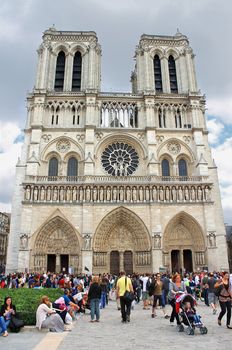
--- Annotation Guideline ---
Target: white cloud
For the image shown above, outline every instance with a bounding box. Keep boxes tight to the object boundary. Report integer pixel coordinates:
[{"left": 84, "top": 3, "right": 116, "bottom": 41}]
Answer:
[
  {"left": 206, "top": 118, "right": 224, "bottom": 145},
  {"left": 207, "top": 96, "right": 232, "bottom": 124},
  {"left": 0, "top": 122, "right": 22, "bottom": 209}
]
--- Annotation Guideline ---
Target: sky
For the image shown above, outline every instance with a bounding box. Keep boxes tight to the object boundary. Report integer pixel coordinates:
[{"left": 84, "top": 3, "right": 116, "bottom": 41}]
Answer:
[{"left": 0, "top": 0, "right": 232, "bottom": 223}]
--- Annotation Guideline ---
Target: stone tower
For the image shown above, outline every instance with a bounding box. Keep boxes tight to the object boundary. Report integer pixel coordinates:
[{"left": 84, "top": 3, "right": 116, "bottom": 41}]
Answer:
[{"left": 6, "top": 28, "right": 229, "bottom": 274}]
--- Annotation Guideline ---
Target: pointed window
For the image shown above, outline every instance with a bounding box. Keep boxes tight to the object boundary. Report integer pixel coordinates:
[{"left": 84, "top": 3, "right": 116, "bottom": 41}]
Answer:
[
  {"left": 161, "top": 159, "right": 170, "bottom": 177},
  {"left": 54, "top": 51, "right": 65, "bottom": 91},
  {"left": 154, "top": 55, "right": 163, "bottom": 92},
  {"left": 72, "top": 51, "right": 82, "bottom": 91},
  {"left": 178, "top": 159, "right": 188, "bottom": 177},
  {"left": 67, "top": 157, "right": 78, "bottom": 177},
  {"left": 48, "top": 157, "right": 58, "bottom": 177},
  {"left": 168, "top": 55, "right": 178, "bottom": 93}
]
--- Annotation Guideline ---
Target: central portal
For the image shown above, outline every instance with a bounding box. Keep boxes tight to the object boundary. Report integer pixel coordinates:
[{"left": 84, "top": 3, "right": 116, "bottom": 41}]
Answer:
[{"left": 92, "top": 207, "right": 152, "bottom": 274}]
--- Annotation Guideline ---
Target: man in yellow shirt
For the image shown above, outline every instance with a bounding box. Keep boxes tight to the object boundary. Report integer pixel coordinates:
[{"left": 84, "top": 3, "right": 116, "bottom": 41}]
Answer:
[{"left": 116, "top": 271, "right": 134, "bottom": 323}]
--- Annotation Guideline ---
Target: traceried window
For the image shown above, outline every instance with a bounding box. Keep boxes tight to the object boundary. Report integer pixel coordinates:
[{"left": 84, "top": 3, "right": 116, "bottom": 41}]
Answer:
[
  {"left": 54, "top": 51, "right": 65, "bottom": 91},
  {"left": 72, "top": 51, "right": 82, "bottom": 91},
  {"left": 67, "top": 157, "right": 78, "bottom": 176},
  {"left": 158, "top": 107, "right": 166, "bottom": 128},
  {"left": 175, "top": 108, "right": 182, "bottom": 128},
  {"left": 48, "top": 157, "right": 58, "bottom": 177},
  {"left": 101, "top": 142, "right": 139, "bottom": 176},
  {"left": 178, "top": 159, "right": 188, "bottom": 177},
  {"left": 154, "top": 55, "right": 163, "bottom": 92},
  {"left": 168, "top": 55, "right": 178, "bottom": 93},
  {"left": 161, "top": 159, "right": 170, "bottom": 177}
]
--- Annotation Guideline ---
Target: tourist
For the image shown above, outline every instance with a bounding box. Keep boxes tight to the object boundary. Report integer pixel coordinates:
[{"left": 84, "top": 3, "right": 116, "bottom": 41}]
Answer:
[
  {"left": 140, "top": 273, "right": 150, "bottom": 310},
  {"left": 215, "top": 272, "right": 232, "bottom": 329},
  {"left": 201, "top": 271, "right": 209, "bottom": 306},
  {"left": 168, "top": 273, "right": 186, "bottom": 325},
  {"left": 116, "top": 271, "right": 134, "bottom": 323},
  {"left": 208, "top": 272, "right": 218, "bottom": 314},
  {"left": 0, "top": 296, "right": 16, "bottom": 337},
  {"left": 36, "top": 295, "right": 64, "bottom": 332},
  {"left": 88, "top": 275, "right": 102, "bottom": 322},
  {"left": 151, "top": 273, "right": 169, "bottom": 319},
  {"left": 100, "top": 275, "right": 108, "bottom": 309}
]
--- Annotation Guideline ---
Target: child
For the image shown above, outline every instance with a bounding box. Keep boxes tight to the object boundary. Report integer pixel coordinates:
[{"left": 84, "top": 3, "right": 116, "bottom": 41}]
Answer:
[{"left": 183, "top": 301, "right": 201, "bottom": 324}]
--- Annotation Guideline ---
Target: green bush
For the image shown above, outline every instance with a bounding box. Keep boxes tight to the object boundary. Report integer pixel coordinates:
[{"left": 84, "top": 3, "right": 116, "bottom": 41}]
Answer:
[{"left": 0, "top": 288, "right": 63, "bottom": 325}]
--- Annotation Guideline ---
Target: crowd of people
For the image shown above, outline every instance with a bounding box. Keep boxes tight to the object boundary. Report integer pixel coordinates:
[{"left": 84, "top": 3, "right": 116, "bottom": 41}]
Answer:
[{"left": 0, "top": 270, "right": 232, "bottom": 336}]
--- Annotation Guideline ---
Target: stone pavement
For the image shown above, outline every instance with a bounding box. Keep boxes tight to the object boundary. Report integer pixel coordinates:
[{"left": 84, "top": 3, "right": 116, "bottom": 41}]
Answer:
[{"left": 1, "top": 301, "right": 231, "bottom": 350}]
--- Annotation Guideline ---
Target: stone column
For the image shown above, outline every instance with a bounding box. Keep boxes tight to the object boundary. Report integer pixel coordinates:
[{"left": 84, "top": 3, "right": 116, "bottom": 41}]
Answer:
[
  {"left": 160, "top": 56, "right": 170, "bottom": 93},
  {"left": 64, "top": 53, "right": 73, "bottom": 91},
  {"left": 56, "top": 254, "right": 60, "bottom": 273},
  {"left": 119, "top": 251, "right": 124, "bottom": 272}
]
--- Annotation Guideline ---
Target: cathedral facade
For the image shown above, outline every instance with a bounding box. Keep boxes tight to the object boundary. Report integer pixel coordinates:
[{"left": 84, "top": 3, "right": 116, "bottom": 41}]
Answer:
[{"left": 6, "top": 28, "right": 229, "bottom": 275}]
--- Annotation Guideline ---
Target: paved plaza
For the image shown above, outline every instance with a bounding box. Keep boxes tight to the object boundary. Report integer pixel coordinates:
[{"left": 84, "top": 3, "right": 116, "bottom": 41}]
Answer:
[{"left": 1, "top": 300, "right": 231, "bottom": 350}]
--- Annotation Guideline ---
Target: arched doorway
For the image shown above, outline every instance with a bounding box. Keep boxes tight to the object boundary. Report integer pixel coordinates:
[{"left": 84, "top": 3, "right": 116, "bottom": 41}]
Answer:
[
  {"left": 31, "top": 216, "right": 81, "bottom": 274},
  {"left": 163, "top": 212, "right": 206, "bottom": 273},
  {"left": 93, "top": 207, "right": 152, "bottom": 274}
]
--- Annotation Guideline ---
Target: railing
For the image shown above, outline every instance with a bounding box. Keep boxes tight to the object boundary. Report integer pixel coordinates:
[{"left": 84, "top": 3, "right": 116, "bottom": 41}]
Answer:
[{"left": 24, "top": 175, "right": 209, "bottom": 184}]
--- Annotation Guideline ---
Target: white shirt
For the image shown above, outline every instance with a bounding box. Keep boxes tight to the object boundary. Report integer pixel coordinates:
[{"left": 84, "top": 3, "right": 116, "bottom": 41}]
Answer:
[
  {"left": 140, "top": 276, "right": 149, "bottom": 292},
  {"left": 36, "top": 303, "right": 53, "bottom": 330}
]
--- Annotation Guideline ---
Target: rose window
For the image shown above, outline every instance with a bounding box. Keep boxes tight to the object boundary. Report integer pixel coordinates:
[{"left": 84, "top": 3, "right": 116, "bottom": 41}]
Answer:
[{"left": 101, "top": 142, "right": 139, "bottom": 176}]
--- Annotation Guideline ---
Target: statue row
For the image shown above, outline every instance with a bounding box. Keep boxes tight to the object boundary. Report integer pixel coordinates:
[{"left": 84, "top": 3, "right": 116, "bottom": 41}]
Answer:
[
  {"left": 93, "top": 253, "right": 107, "bottom": 267},
  {"left": 24, "top": 184, "right": 212, "bottom": 203},
  {"left": 135, "top": 252, "right": 152, "bottom": 266}
]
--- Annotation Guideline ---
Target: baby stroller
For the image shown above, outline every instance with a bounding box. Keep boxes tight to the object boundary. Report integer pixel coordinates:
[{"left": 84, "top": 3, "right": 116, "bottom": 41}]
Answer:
[{"left": 175, "top": 293, "right": 208, "bottom": 335}]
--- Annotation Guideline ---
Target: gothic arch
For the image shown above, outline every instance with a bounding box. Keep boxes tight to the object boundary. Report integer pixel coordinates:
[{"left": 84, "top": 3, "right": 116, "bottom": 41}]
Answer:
[
  {"left": 157, "top": 137, "right": 196, "bottom": 162},
  {"left": 163, "top": 211, "right": 205, "bottom": 252},
  {"left": 92, "top": 207, "right": 152, "bottom": 274},
  {"left": 41, "top": 136, "right": 85, "bottom": 161},
  {"left": 52, "top": 44, "right": 69, "bottom": 56},
  {"left": 30, "top": 212, "right": 82, "bottom": 273},
  {"left": 93, "top": 206, "right": 151, "bottom": 252},
  {"left": 94, "top": 132, "right": 147, "bottom": 160}
]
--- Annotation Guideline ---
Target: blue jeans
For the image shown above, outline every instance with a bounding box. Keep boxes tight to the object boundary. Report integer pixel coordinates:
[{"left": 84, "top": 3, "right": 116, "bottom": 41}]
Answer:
[
  {"left": 90, "top": 299, "right": 100, "bottom": 321},
  {"left": 0, "top": 316, "right": 10, "bottom": 333},
  {"left": 100, "top": 292, "right": 106, "bottom": 309}
]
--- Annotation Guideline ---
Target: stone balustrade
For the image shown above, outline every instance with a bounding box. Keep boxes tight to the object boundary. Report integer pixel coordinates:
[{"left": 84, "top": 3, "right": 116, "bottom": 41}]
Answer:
[{"left": 23, "top": 182, "right": 212, "bottom": 204}]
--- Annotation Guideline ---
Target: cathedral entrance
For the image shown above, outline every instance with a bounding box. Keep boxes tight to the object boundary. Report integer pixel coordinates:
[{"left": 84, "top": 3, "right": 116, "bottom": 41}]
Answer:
[
  {"left": 110, "top": 251, "right": 120, "bottom": 275},
  {"left": 31, "top": 215, "right": 81, "bottom": 274},
  {"left": 124, "top": 251, "right": 133, "bottom": 275},
  {"left": 47, "top": 254, "right": 56, "bottom": 272},
  {"left": 92, "top": 207, "right": 152, "bottom": 274},
  {"left": 163, "top": 212, "right": 206, "bottom": 273}
]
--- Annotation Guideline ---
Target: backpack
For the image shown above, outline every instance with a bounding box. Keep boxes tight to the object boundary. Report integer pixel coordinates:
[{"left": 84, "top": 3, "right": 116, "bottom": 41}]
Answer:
[
  {"left": 148, "top": 281, "right": 156, "bottom": 296},
  {"left": 214, "top": 284, "right": 223, "bottom": 297}
]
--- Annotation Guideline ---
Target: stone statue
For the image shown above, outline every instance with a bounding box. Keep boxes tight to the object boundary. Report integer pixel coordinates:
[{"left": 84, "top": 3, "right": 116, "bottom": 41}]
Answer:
[
  {"left": 204, "top": 186, "right": 211, "bottom": 201},
  {"left": 154, "top": 234, "right": 161, "bottom": 249},
  {"left": 197, "top": 186, "right": 202, "bottom": 201},
  {"left": 33, "top": 187, "right": 38, "bottom": 201},
  {"left": 66, "top": 187, "right": 71, "bottom": 201},
  {"left": 40, "top": 187, "right": 45, "bottom": 201},
  {"left": 106, "top": 187, "right": 111, "bottom": 201},
  {"left": 25, "top": 186, "right": 31, "bottom": 201},
  {"left": 72, "top": 187, "right": 77, "bottom": 201},
  {"left": 172, "top": 186, "right": 177, "bottom": 202},
  {"left": 132, "top": 187, "right": 137, "bottom": 201},
  {"left": 191, "top": 187, "right": 196, "bottom": 201},
  {"left": 178, "top": 186, "right": 183, "bottom": 201},
  {"left": 119, "top": 161, "right": 124, "bottom": 176},
  {"left": 165, "top": 187, "right": 170, "bottom": 201},
  {"left": 184, "top": 187, "right": 189, "bottom": 201},
  {"left": 119, "top": 187, "right": 124, "bottom": 201},
  {"left": 112, "top": 187, "right": 117, "bottom": 201},
  {"left": 208, "top": 233, "right": 216, "bottom": 247},
  {"left": 152, "top": 186, "right": 157, "bottom": 201},
  {"left": 53, "top": 187, "right": 58, "bottom": 201},
  {"left": 93, "top": 187, "right": 98, "bottom": 202},
  {"left": 47, "top": 187, "right": 51, "bottom": 201},
  {"left": 99, "top": 187, "right": 104, "bottom": 202},
  {"left": 145, "top": 187, "right": 150, "bottom": 201},
  {"left": 86, "top": 186, "right": 91, "bottom": 202},
  {"left": 79, "top": 186, "right": 84, "bottom": 202},
  {"left": 20, "top": 234, "right": 28, "bottom": 250},
  {"left": 60, "top": 187, "right": 64, "bottom": 201},
  {"left": 139, "top": 186, "right": 144, "bottom": 201},
  {"left": 84, "top": 234, "right": 91, "bottom": 250},
  {"left": 126, "top": 187, "right": 131, "bottom": 202},
  {"left": 159, "top": 187, "right": 164, "bottom": 201}
]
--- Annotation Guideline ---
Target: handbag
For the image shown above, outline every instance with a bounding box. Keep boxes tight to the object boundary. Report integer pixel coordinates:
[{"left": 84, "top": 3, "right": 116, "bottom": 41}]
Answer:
[
  {"left": 9, "top": 315, "right": 24, "bottom": 333},
  {"left": 214, "top": 284, "right": 223, "bottom": 297},
  {"left": 124, "top": 277, "right": 135, "bottom": 302}
]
